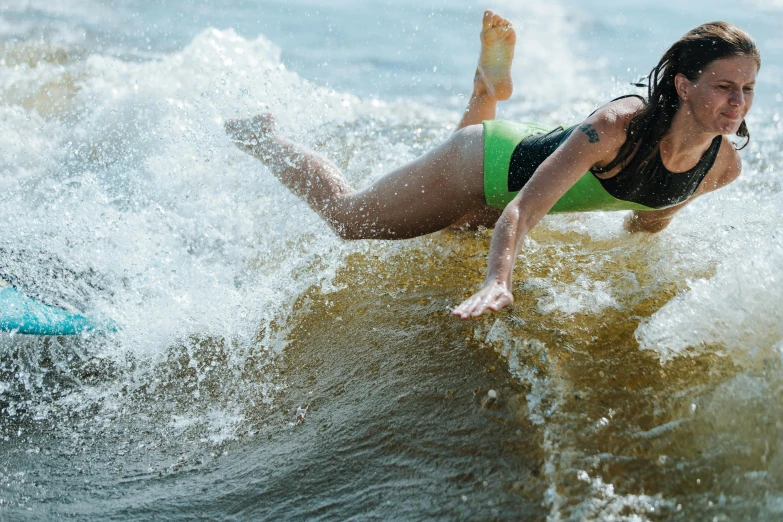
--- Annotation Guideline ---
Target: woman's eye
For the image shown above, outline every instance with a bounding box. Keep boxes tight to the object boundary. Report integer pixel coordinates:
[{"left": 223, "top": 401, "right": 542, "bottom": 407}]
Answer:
[
  {"left": 717, "top": 85, "right": 730, "bottom": 90},
  {"left": 743, "top": 86, "right": 755, "bottom": 93}
]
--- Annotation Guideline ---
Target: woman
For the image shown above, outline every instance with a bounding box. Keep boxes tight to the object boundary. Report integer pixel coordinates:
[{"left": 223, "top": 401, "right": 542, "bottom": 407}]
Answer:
[{"left": 225, "top": 11, "right": 760, "bottom": 319}]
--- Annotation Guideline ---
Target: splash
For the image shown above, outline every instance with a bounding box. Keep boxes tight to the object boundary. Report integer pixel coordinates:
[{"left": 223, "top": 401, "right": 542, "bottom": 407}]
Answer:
[
  {"left": 636, "top": 196, "right": 783, "bottom": 364},
  {"left": 0, "top": 23, "right": 458, "bottom": 449}
]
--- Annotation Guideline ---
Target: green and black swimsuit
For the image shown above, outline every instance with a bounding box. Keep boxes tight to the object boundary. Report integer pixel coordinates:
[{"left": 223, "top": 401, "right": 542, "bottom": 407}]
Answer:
[{"left": 482, "top": 100, "right": 722, "bottom": 213}]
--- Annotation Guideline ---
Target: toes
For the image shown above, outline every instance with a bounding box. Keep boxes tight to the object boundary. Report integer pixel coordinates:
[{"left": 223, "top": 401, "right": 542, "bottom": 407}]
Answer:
[
  {"left": 494, "top": 15, "right": 512, "bottom": 30},
  {"left": 224, "top": 119, "right": 242, "bottom": 137},
  {"left": 254, "top": 113, "right": 276, "bottom": 133},
  {"left": 482, "top": 11, "right": 513, "bottom": 34},
  {"left": 225, "top": 120, "right": 255, "bottom": 144},
  {"left": 482, "top": 10, "right": 494, "bottom": 30},
  {"left": 224, "top": 114, "right": 276, "bottom": 142},
  {"left": 253, "top": 113, "right": 271, "bottom": 124}
]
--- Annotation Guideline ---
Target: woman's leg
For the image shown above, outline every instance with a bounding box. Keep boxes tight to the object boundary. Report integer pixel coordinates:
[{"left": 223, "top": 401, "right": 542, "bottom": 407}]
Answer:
[
  {"left": 449, "top": 10, "right": 516, "bottom": 228},
  {"left": 225, "top": 115, "right": 486, "bottom": 240},
  {"left": 224, "top": 10, "right": 517, "bottom": 238}
]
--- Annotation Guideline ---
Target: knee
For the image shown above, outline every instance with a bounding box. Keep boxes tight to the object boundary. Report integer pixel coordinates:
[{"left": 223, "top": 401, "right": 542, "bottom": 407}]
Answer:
[
  {"left": 321, "top": 196, "right": 364, "bottom": 240},
  {"left": 324, "top": 194, "right": 388, "bottom": 240},
  {"left": 330, "top": 216, "right": 391, "bottom": 241},
  {"left": 321, "top": 201, "right": 365, "bottom": 240},
  {"left": 332, "top": 221, "right": 386, "bottom": 241}
]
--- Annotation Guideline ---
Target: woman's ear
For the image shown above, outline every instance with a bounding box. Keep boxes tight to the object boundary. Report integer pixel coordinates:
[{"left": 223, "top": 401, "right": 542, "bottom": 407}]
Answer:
[{"left": 674, "top": 73, "right": 691, "bottom": 101}]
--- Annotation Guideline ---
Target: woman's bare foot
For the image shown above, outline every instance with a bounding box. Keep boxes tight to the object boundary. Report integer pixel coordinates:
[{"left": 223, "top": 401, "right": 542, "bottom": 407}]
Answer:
[
  {"left": 474, "top": 10, "right": 516, "bottom": 101},
  {"left": 225, "top": 113, "right": 277, "bottom": 156}
]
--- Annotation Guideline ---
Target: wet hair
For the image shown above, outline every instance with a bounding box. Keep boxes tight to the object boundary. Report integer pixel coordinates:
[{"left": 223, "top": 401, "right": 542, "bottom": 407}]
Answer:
[{"left": 609, "top": 21, "right": 760, "bottom": 171}]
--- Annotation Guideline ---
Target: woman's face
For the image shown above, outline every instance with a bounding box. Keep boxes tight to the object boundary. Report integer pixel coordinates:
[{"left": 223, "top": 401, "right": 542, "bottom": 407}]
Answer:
[{"left": 677, "top": 55, "right": 758, "bottom": 135}]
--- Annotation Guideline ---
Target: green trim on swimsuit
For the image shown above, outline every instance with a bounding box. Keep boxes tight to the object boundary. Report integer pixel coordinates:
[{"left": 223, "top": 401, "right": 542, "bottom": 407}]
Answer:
[
  {"left": 483, "top": 120, "right": 549, "bottom": 209},
  {"left": 482, "top": 120, "right": 654, "bottom": 213}
]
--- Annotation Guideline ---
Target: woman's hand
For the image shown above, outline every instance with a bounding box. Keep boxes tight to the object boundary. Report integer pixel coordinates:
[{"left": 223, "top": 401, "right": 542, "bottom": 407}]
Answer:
[{"left": 452, "top": 279, "right": 513, "bottom": 319}]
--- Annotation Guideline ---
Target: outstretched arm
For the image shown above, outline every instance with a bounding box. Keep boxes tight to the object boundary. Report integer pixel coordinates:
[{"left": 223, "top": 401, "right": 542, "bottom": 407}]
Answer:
[{"left": 452, "top": 112, "right": 627, "bottom": 319}]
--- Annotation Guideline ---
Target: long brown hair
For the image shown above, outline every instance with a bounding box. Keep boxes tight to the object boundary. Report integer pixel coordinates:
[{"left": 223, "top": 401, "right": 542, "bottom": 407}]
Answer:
[{"left": 609, "top": 22, "right": 760, "bottom": 171}]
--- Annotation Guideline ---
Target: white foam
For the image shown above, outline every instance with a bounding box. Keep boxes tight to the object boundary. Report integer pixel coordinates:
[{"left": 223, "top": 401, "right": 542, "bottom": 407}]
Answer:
[
  {"left": 527, "top": 274, "right": 620, "bottom": 316},
  {"left": 636, "top": 195, "right": 783, "bottom": 363},
  {"left": 169, "top": 408, "right": 246, "bottom": 446},
  {"left": 567, "top": 469, "right": 674, "bottom": 521},
  {"left": 0, "top": 24, "right": 458, "bottom": 440}
]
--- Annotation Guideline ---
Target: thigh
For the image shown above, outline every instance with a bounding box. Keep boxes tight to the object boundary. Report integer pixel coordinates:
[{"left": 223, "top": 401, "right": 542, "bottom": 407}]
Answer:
[{"left": 344, "top": 125, "right": 487, "bottom": 239}]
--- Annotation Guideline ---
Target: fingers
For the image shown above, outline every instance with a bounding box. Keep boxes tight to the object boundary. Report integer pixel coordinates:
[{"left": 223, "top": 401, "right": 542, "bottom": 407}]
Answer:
[
  {"left": 451, "top": 288, "right": 513, "bottom": 319},
  {"left": 451, "top": 295, "right": 481, "bottom": 319},
  {"left": 456, "top": 295, "right": 496, "bottom": 318}
]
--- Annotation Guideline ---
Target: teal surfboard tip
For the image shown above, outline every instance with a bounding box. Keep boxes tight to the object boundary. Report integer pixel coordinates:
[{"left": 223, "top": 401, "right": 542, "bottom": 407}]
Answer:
[{"left": 0, "top": 286, "right": 117, "bottom": 336}]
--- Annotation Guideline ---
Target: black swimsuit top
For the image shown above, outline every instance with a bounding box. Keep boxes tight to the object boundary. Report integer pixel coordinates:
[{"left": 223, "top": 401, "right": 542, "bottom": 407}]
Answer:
[{"left": 508, "top": 96, "right": 723, "bottom": 210}]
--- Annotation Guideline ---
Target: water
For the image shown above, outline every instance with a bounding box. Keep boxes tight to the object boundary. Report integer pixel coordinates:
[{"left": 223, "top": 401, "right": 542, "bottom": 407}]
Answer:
[{"left": 0, "top": 0, "right": 781, "bottom": 520}]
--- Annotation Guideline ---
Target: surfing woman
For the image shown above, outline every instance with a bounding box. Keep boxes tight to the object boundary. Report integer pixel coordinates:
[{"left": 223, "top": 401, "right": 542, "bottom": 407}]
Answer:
[{"left": 225, "top": 11, "right": 759, "bottom": 319}]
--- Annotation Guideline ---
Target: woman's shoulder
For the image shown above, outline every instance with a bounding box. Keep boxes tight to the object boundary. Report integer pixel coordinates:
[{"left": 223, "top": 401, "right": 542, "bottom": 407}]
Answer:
[
  {"left": 579, "top": 96, "right": 645, "bottom": 147},
  {"left": 697, "top": 136, "right": 743, "bottom": 194},
  {"left": 595, "top": 95, "right": 645, "bottom": 127},
  {"left": 716, "top": 136, "right": 743, "bottom": 184}
]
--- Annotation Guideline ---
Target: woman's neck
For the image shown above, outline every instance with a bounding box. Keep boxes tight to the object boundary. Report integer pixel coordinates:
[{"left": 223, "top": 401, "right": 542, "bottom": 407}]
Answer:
[{"left": 658, "top": 107, "right": 719, "bottom": 172}]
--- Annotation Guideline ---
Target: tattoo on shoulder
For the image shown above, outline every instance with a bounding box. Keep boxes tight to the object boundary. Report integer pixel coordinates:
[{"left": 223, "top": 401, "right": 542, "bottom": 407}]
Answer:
[{"left": 578, "top": 123, "right": 600, "bottom": 144}]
